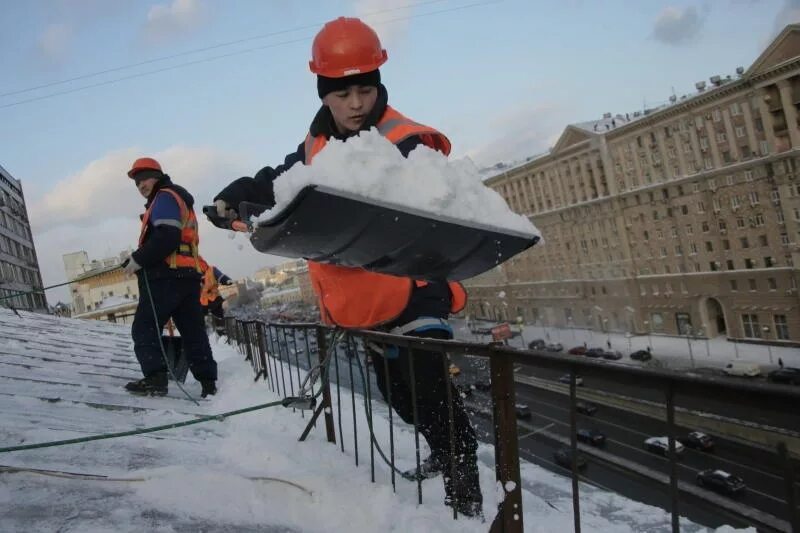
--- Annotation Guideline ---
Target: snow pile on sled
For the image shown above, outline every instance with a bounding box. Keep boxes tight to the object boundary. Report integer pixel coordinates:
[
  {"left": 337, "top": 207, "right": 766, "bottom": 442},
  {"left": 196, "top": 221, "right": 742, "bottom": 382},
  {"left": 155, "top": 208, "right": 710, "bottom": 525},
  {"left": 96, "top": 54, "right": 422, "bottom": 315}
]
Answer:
[{"left": 257, "top": 128, "right": 539, "bottom": 237}]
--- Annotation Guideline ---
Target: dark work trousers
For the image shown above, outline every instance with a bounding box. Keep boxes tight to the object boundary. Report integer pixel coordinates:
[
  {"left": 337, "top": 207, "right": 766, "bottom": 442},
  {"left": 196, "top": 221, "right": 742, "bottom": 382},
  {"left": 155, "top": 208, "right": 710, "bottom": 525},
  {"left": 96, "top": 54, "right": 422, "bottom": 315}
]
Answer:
[
  {"left": 371, "top": 329, "right": 478, "bottom": 463},
  {"left": 132, "top": 275, "right": 217, "bottom": 382}
]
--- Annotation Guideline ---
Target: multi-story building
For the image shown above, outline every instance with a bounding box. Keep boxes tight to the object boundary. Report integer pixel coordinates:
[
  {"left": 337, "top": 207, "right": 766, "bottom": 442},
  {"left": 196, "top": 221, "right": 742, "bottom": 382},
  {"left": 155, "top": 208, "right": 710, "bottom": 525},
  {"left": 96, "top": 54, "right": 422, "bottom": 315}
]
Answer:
[
  {"left": 468, "top": 25, "right": 800, "bottom": 345},
  {"left": 253, "top": 258, "right": 316, "bottom": 306},
  {"left": 0, "top": 164, "right": 47, "bottom": 311},
  {"left": 63, "top": 250, "right": 138, "bottom": 323}
]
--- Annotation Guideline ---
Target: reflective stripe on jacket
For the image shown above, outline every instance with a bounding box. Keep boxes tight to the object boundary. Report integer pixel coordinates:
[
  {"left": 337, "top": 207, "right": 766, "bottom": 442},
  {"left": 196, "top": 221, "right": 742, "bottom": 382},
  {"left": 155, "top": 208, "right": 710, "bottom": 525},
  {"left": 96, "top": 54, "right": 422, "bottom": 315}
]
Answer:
[
  {"left": 139, "top": 188, "right": 201, "bottom": 271},
  {"left": 304, "top": 105, "right": 465, "bottom": 328}
]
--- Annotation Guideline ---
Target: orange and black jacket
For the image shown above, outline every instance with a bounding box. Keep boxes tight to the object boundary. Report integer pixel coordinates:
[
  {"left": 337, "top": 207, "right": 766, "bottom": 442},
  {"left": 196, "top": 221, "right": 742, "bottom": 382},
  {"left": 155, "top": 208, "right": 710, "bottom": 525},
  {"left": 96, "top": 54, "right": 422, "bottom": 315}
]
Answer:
[
  {"left": 133, "top": 178, "right": 202, "bottom": 279},
  {"left": 214, "top": 84, "right": 465, "bottom": 327}
]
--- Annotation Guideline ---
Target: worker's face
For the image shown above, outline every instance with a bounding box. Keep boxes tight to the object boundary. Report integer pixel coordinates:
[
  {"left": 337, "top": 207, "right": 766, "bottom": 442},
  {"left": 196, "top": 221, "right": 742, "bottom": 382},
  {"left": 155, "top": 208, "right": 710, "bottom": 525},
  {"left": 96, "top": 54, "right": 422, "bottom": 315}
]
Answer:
[
  {"left": 135, "top": 177, "right": 159, "bottom": 198},
  {"left": 323, "top": 84, "right": 378, "bottom": 134}
]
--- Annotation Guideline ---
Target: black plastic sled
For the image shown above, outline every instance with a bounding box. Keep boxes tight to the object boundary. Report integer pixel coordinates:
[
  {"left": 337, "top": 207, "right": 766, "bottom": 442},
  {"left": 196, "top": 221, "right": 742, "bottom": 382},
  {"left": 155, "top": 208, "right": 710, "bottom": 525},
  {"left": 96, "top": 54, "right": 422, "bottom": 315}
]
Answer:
[{"left": 236, "top": 185, "right": 539, "bottom": 281}]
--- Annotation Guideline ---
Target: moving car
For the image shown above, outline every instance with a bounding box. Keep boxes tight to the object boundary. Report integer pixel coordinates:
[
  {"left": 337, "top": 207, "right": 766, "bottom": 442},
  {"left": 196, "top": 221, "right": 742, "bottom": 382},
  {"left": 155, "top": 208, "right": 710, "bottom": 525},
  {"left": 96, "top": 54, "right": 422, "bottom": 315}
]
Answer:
[
  {"left": 554, "top": 447, "right": 588, "bottom": 470},
  {"left": 528, "top": 339, "right": 547, "bottom": 350},
  {"left": 576, "top": 401, "right": 598, "bottom": 415},
  {"left": 723, "top": 362, "right": 762, "bottom": 377},
  {"left": 696, "top": 469, "right": 746, "bottom": 496},
  {"left": 545, "top": 343, "right": 564, "bottom": 352},
  {"left": 630, "top": 349, "right": 652, "bottom": 361},
  {"left": 559, "top": 374, "right": 584, "bottom": 386},
  {"left": 577, "top": 428, "right": 606, "bottom": 446},
  {"left": 515, "top": 403, "right": 532, "bottom": 420},
  {"left": 473, "top": 379, "right": 491, "bottom": 392},
  {"left": 568, "top": 346, "right": 587, "bottom": 355},
  {"left": 681, "top": 431, "right": 715, "bottom": 452},
  {"left": 584, "top": 348, "right": 604, "bottom": 358},
  {"left": 602, "top": 350, "right": 623, "bottom": 360},
  {"left": 644, "top": 436, "right": 685, "bottom": 456},
  {"left": 767, "top": 367, "right": 800, "bottom": 385}
]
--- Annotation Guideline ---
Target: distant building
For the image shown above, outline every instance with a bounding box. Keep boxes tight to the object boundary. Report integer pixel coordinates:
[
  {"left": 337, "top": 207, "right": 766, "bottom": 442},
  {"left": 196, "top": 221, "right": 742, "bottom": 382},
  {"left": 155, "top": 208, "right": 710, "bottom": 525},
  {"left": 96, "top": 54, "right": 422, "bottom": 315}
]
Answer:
[
  {"left": 63, "top": 250, "right": 138, "bottom": 324},
  {"left": 0, "top": 164, "right": 47, "bottom": 311},
  {"left": 468, "top": 25, "right": 800, "bottom": 345},
  {"left": 253, "top": 258, "right": 315, "bottom": 306}
]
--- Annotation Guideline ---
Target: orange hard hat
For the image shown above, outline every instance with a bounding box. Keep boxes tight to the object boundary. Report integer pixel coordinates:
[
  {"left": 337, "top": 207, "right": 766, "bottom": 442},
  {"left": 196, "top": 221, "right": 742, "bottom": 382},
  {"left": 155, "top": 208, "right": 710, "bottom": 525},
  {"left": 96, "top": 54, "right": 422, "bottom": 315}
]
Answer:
[
  {"left": 128, "top": 157, "right": 162, "bottom": 178},
  {"left": 309, "top": 17, "right": 387, "bottom": 78}
]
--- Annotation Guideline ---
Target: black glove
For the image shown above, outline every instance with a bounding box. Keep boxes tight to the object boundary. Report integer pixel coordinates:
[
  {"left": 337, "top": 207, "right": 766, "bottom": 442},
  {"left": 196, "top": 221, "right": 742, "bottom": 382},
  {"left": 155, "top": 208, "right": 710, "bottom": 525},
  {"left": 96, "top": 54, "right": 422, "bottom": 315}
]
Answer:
[
  {"left": 219, "top": 275, "right": 233, "bottom": 285},
  {"left": 213, "top": 177, "right": 262, "bottom": 214}
]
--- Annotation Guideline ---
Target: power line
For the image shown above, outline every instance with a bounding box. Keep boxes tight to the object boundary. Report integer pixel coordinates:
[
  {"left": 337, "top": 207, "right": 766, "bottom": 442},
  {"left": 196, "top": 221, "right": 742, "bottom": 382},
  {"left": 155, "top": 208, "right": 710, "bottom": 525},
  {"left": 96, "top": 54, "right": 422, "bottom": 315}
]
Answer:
[
  {"left": 0, "top": 0, "right": 501, "bottom": 110},
  {"left": 0, "top": 0, "right": 451, "bottom": 99}
]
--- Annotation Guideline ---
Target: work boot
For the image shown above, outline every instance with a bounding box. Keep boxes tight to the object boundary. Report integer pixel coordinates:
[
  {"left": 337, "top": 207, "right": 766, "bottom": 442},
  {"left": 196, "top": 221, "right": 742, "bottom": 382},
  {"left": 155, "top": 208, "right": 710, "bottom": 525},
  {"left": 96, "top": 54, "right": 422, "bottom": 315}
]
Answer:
[
  {"left": 125, "top": 372, "right": 168, "bottom": 396},
  {"left": 404, "top": 452, "right": 446, "bottom": 481},
  {"left": 443, "top": 454, "right": 483, "bottom": 519},
  {"left": 201, "top": 380, "right": 217, "bottom": 398}
]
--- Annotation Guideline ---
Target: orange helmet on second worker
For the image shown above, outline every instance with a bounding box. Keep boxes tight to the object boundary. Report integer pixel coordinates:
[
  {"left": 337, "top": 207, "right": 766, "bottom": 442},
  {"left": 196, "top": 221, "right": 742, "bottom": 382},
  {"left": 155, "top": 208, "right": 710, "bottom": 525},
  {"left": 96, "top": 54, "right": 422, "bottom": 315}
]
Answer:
[
  {"left": 128, "top": 157, "right": 162, "bottom": 179},
  {"left": 309, "top": 17, "right": 387, "bottom": 78}
]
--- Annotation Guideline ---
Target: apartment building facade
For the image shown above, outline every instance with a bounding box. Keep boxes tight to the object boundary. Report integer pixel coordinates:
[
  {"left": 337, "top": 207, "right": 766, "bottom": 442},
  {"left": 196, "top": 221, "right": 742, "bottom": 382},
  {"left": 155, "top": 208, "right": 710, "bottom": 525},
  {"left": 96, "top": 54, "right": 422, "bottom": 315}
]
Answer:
[
  {"left": 468, "top": 25, "right": 800, "bottom": 345},
  {"left": 63, "top": 250, "right": 138, "bottom": 323},
  {"left": 0, "top": 164, "right": 47, "bottom": 311}
]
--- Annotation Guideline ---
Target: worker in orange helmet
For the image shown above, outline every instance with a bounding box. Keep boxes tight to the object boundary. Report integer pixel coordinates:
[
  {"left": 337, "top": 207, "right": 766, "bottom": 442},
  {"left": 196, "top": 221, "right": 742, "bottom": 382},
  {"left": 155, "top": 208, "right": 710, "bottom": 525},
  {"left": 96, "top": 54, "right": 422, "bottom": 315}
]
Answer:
[
  {"left": 212, "top": 17, "right": 481, "bottom": 518},
  {"left": 124, "top": 157, "right": 218, "bottom": 398}
]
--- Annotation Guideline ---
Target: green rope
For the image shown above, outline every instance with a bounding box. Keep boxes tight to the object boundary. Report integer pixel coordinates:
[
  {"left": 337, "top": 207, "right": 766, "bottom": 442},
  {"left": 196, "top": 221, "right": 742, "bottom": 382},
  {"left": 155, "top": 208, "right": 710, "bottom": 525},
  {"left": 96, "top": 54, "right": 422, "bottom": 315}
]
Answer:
[
  {"left": 0, "top": 399, "right": 284, "bottom": 454},
  {"left": 0, "top": 269, "right": 121, "bottom": 302}
]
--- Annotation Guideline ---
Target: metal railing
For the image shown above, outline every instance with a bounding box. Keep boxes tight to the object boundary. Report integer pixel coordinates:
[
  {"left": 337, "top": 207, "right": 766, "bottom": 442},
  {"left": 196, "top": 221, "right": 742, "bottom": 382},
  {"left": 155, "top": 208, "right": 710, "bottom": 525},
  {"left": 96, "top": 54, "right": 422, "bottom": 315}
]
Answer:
[{"left": 222, "top": 317, "right": 800, "bottom": 533}]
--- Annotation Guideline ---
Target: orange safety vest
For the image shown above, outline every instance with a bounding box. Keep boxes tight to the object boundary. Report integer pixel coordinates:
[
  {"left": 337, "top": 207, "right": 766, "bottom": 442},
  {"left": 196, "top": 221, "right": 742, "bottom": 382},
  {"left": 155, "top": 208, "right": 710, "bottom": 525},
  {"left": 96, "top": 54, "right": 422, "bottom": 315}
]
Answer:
[
  {"left": 305, "top": 105, "right": 466, "bottom": 329},
  {"left": 199, "top": 258, "right": 220, "bottom": 306},
  {"left": 138, "top": 188, "right": 201, "bottom": 271}
]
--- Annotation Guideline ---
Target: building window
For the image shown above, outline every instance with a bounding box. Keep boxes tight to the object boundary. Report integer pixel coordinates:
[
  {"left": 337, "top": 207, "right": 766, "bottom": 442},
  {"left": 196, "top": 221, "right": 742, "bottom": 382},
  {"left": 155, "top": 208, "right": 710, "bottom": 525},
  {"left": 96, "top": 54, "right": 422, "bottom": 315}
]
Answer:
[
  {"left": 775, "top": 314, "right": 789, "bottom": 340},
  {"left": 712, "top": 109, "right": 721, "bottom": 122},
  {"left": 731, "top": 196, "right": 741, "bottom": 209},
  {"left": 781, "top": 232, "right": 790, "bottom": 245},
  {"left": 723, "top": 239, "right": 730, "bottom": 250},
  {"left": 744, "top": 258, "right": 755, "bottom": 269},
  {"left": 768, "top": 278, "right": 777, "bottom": 291},
  {"left": 731, "top": 102, "right": 741, "bottom": 116},
  {"left": 686, "top": 224, "right": 694, "bottom": 235},
  {"left": 777, "top": 211, "right": 785, "bottom": 224},
  {"left": 740, "top": 237, "right": 749, "bottom": 248},
  {"left": 713, "top": 198, "right": 721, "bottom": 212},
  {"left": 742, "top": 313, "right": 761, "bottom": 338},
  {"left": 704, "top": 157, "right": 713, "bottom": 170},
  {"left": 705, "top": 241, "right": 714, "bottom": 252},
  {"left": 710, "top": 261, "right": 719, "bottom": 271},
  {"left": 709, "top": 178, "right": 717, "bottom": 189},
  {"left": 717, "top": 132, "right": 727, "bottom": 143},
  {"left": 726, "top": 259, "right": 734, "bottom": 270},
  {"left": 744, "top": 170, "right": 754, "bottom": 182},
  {"left": 681, "top": 205, "right": 689, "bottom": 215},
  {"left": 748, "top": 278, "right": 757, "bottom": 291},
  {"left": 737, "top": 217, "right": 746, "bottom": 229},
  {"left": 726, "top": 174, "right": 735, "bottom": 186},
  {"left": 718, "top": 219, "right": 727, "bottom": 231},
  {"left": 701, "top": 221, "right": 709, "bottom": 232},
  {"left": 760, "top": 140, "right": 769, "bottom": 154},
  {"left": 759, "top": 234, "right": 768, "bottom": 247},
  {"left": 735, "top": 126, "right": 745, "bottom": 138},
  {"left": 671, "top": 226, "right": 678, "bottom": 238},
  {"left": 764, "top": 256, "right": 775, "bottom": 267},
  {"left": 749, "top": 191, "right": 760, "bottom": 205},
  {"left": 753, "top": 214, "right": 765, "bottom": 227},
  {"left": 675, "top": 244, "right": 683, "bottom": 255},
  {"left": 729, "top": 279, "right": 738, "bottom": 291},
  {"left": 690, "top": 242, "right": 698, "bottom": 254}
]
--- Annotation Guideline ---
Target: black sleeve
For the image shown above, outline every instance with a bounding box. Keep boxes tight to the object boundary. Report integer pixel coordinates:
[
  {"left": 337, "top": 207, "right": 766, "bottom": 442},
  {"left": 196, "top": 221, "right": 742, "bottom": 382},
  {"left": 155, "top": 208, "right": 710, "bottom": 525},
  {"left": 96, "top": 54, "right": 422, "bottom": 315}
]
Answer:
[
  {"left": 396, "top": 136, "right": 425, "bottom": 158},
  {"left": 131, "top": 225, "right": 181, "bottom": 268},
  {"left": 214, "top": 142, "right": 306, "bottom": 211}
]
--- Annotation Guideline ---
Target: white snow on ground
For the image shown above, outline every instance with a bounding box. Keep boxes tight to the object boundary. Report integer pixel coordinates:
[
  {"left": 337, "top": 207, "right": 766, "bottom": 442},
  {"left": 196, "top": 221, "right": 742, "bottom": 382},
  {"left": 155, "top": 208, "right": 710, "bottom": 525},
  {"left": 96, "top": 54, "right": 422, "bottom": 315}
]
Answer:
[
  {"left": 0, "top": 309, "right": 753, "bottom": 532},
  {"left": 255, "top": 129, "right": 539, "bottom": 236},
  {"left": 455, "top": 319, "right": 800, "bottom": 372}
]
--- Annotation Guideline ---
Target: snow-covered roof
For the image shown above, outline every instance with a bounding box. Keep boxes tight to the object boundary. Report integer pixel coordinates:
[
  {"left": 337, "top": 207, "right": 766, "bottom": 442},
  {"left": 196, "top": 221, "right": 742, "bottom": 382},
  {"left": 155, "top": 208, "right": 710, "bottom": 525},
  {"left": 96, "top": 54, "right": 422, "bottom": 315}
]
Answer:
[{"left": 94, "top": 295, "right": 137, "bottom": 311}]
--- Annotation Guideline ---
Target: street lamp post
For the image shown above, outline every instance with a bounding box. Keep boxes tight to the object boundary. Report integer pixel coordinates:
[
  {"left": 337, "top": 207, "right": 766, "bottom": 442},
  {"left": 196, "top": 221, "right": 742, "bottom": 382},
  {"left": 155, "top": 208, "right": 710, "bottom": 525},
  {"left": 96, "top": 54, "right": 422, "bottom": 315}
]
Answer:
[
  {"left": 644, "top": 320, "right": 652, "bottom": 352},
  {"left": 603, "top": 318, "right": 610, "bottom": 348},
  {"left": 762, "top": 326, "right": 774, "bottom": 364},
  {"left": 697, "top": 328, "right": 710, "bottom": 358},
  {"left": 568, "top": 317, "right": 576, "bottom": 341},
  {"left": 516, "top": 316, "right": 526, "bottom": 349}
]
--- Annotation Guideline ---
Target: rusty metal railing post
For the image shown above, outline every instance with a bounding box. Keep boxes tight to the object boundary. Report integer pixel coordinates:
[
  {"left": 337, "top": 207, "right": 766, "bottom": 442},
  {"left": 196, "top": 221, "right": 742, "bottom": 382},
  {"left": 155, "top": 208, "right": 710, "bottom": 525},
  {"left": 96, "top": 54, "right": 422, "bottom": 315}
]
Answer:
[
  {"left": 254, "top": 322, "right": 268, "bottom": 383},
  {"left": 665, "top": 381, "right": 680, "bottom": 533},
  {"left": 569, "top": 366, "right": 581, "bottom": 533},
  {"left": 241, "top": 321, "right": 254, "bottom": 363},
  {"left": 489, "top": 349, "right": 523, "bottom": 533},
  {"left": 317, "top": 326, "right": 336, "bottom": 444},
  {"left": 777, "top": 441, "right": 799, "bottom": 531}
]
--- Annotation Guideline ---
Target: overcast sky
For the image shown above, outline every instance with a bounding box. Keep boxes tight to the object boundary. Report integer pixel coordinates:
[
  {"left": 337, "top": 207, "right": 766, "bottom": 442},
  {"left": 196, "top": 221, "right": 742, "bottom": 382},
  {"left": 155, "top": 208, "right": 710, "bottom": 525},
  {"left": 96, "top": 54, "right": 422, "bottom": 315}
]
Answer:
[{"left": 0, "top": 0, "right": 796, "bottom": 303}]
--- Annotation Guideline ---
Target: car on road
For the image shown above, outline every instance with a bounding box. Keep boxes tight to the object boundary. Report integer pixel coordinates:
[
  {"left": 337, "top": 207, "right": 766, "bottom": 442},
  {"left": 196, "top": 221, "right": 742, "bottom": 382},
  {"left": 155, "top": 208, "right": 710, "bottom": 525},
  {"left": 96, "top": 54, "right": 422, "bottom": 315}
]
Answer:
[
  {"left": 630, "top": 349, "right": 652, "bottom": 361},
  {"left": 644, "top": 436, "right": 685, "bottom": 456},
  {"left": 767, "top": 367, "right": 800, "bottom": 385},
  {"left": 554, "top": 447, "right": 588, "bottom": 470},
  {"left": 558, "top": 374, "right": 583, "bottom": 386},
  {"left": 723, "top": 362, "right": 762, "bottom": 377},
  {"left": 577, "top": 428, "right": 606, "bottom": 446},
  {"left": 456, "top": 384, "right": 473, "bottom": 398},
  {"left": 514, "top": 403, "right": 532, "bottom": 420},
  {"left": 576, "top": 401, "right": 598, "bottom": 415},
  {"left": 568, "top": 346, "right": 587, "bottom": 355},
  {"left": 584, "top": 348, "right": 604, "bottom": 358},
  {"left": 528, "top": 339, "right": 547, "bottom": 350},
  {"left": 545, "top": 343, "right": 564, "bottom": 352},
  {"left": 696, "top": 469, "right": 746, "bottom": 496},
  {"left": 602, "top": 350, "right": 623, "bottom": 360},
  {"left": 681, "top": 431, "right": 715, "bottom": 452}
]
